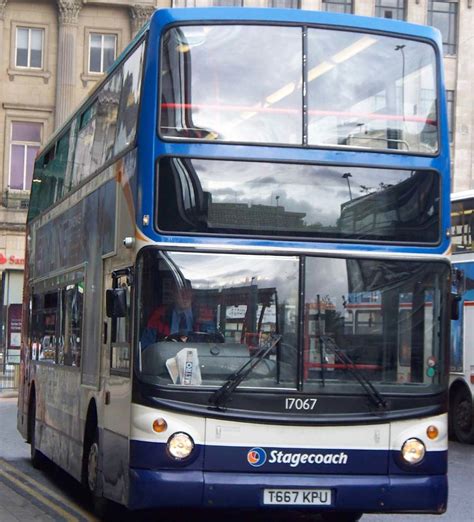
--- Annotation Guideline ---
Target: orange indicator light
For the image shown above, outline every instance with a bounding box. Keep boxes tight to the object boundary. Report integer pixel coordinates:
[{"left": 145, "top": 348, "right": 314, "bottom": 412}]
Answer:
[
  {"left": 153, "top": 418, "right": 168, "bottom": 433},
  {"left": 426, "top": 425, "right": 438, "bottom": 440}
]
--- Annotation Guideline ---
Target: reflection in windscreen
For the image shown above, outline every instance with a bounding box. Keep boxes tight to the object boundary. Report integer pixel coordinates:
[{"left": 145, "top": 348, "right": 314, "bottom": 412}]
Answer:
[
  {"left": 137, "top": 250, "right": 299, "bottom": 388},
  {"left": 157, "top": 157, "right": 439, "bottom": 242},
  {"left": 303, "top": 257, "right": 448, "bottom": 394},
  {"left": 160, "top": 25, "right": 302, "bottom": 144},
  {"left": 160, "top": 24, "right": 438, "bottom": 152},
  {"left": 307, "top": 29, "right": 437, "bottom": 152}
]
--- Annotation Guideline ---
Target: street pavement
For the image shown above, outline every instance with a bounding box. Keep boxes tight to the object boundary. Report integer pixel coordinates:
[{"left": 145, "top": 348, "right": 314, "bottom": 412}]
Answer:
[
  {"left": 0, "top": 392, "right": 96, "bottom": 522},
  {"left": 1, "top": 392, "right": 473, "bottom": 521}
]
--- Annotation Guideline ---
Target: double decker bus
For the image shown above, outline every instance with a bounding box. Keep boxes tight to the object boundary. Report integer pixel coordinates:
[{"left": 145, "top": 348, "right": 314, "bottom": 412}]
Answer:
[
  {"left": 18, "top": 8, "right": 452, "bottom": 520},
  {"left": 449, "top": 190, "right": 474, "bottom": 443}
]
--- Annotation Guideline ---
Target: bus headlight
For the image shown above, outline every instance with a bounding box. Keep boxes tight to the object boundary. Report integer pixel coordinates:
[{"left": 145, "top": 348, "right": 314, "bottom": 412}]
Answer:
[
  {"left": 401, "top": 438, "right": 425, "bottom": 465},
  {"left": 167, "top": 432, "right": 194, "bottom": 460}
]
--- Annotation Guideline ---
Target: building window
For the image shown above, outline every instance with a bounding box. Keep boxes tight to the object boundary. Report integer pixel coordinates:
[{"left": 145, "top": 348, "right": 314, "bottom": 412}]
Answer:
[
  {"left": 446, "top": 90, "right": 455, "bottom": 142},
  {"left": 89, "top": 33, "right": 117, "bottom": 74},
  {"left": 9, "top": 122, "right": 42, "bottom": 190},
  {"left": 375, "top": 0, "right": 405, "bottom": 20},
  {"left": 322, "top": 0, "right": 353, "bottom": 14},
  {"left": 428, "top": 0, "right": 458, "bottom": 55},
  {"left": 16, "top": 27, "right": 43, "bottom": 69}
]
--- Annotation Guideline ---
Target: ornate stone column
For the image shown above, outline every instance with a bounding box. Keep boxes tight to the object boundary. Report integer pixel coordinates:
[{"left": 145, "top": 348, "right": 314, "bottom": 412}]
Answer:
[
  {"left": 0, "top": 1, "right": 7, "bottom": 23},
  {"left": 55, "top": 0, "right": 82, "bottom": 129},
  {"left": 0, "top": 1, "right": 7, "bottom": 195},
  {"left": 0, "top": 1, "right": 8, "bottom": 79},
  {"left": 130, "top": 4, "right": 156, "bottom": 39}
]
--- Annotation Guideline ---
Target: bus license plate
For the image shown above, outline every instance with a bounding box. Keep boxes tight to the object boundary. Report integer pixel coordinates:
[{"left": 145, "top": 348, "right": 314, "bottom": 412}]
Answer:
[{"left": 263, "top": 488, "right": 332, "bottom": 506}]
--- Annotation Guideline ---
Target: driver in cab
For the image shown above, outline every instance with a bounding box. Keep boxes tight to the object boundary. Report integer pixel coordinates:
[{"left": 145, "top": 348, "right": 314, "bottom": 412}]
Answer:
[{"left": 143, "top": 283, "right": 194, "bottom": 346}]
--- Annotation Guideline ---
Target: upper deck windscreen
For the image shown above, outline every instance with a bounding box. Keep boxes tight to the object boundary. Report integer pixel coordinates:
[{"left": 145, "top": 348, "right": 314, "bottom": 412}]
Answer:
[
  {"left": 157, "top": 158, "right": 440, "bottom": 243},
  {"left": 159, "top": 24, "right": 438, "bottom": 153}
]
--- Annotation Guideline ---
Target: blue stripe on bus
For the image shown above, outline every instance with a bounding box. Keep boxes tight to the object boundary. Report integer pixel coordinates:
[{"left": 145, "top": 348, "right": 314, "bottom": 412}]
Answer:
[{"left": 129, "top": 440, "right": 447, "bottom": 475}]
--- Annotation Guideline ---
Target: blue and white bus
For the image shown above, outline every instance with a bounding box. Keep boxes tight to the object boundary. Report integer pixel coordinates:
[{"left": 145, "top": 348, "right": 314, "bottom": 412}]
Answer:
[
  {"left": 449, "top": 190, "right": 474, "bottom": 444},
  {"left": 18, "top": 8, "right": 452, "bottom": 520}
]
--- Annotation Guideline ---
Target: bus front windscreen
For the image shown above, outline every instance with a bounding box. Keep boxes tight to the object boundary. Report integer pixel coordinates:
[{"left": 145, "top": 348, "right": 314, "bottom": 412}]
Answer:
[
  {"left": 137, "top": 250, "right": 449, "bottom": 404},
  {"left": 160, "top": 24, "right": 438, "bottom": 153}
]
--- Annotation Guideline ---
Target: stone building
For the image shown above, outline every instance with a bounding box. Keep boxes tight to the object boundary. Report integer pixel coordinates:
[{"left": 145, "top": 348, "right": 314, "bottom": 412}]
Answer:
[
  {"left": 0, "top": 0, "right": 158, "bottom": 356},
  {"left": 0, "top": 0, "right": 472, "bottom": 355}
]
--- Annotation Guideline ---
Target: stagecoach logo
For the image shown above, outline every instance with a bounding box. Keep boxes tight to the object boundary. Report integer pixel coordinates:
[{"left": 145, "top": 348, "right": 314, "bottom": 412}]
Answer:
[
  {"left": 247, "top": 448, "right": 349, "bottom": 468},
  {"left": 247, "top": 447, "right": 267, "bottom": 467}
]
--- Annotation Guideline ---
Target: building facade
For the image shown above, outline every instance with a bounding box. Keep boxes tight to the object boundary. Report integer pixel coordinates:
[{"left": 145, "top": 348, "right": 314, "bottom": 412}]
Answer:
[
  {"left": 0, "top": 0, "right": 472, "bottom": 357},
  {"left": 0, "top": 0, "right": 160, "bottom": 360}
]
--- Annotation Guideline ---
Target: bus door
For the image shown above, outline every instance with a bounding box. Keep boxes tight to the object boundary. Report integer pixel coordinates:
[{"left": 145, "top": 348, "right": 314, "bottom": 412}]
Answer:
[{"left": 102, "top": 267, "right": 133, "bottom": 500}]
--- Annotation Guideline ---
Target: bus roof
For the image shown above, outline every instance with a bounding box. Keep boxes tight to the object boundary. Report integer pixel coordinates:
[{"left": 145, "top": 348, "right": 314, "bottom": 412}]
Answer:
[{"left": 150, "top": 7, "right": 443, "bottom": 42}]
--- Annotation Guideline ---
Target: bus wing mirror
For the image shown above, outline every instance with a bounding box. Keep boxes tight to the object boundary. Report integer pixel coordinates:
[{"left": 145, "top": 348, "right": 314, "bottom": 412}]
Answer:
[
  {"left": 452, "top": 267, "right": 465, "bottom": 294},
  {"left": 451, "top": 293, "right": 461, "bottom": 321},
  {"left": 106, "top": 288, "right": 127, "bottom": 318}
]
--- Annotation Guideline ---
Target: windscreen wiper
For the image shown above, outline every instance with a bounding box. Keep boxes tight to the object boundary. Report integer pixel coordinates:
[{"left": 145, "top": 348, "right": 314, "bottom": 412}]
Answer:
[
  {"left": 320, "top": 335, "right": 387, "bottom": 410},
  {"left": 209, "top": 333, "right": 282, "bottom": 410}
]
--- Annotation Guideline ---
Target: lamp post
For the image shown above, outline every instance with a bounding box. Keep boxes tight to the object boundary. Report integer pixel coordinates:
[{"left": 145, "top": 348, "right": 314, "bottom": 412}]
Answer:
[
  {"left": 395, "top": 44, "right": 406, "bottom": 122},
  {"left": 342, "top": 172, "right": 353, "bottom": 200}
]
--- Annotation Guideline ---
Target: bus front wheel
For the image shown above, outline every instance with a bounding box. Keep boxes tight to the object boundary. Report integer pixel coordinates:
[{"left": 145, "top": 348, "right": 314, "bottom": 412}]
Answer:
[
  {"left": 84, "top": 428, "right": 109, "bottom": 517},
  {"left": 452, "top": 387, "right": 474, "bottom": 444}
]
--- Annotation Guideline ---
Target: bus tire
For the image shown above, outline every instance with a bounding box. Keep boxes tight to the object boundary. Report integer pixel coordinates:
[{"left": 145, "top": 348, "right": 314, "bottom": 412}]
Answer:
[
  {"left": 28, "top": 392, "right": 47, "bottom": 469},
  {"left": 451, "top": 387, "right": 474, "bottom": 444},
  {"left": 84, "top": 427, "right": 109, "bottom": 517}
]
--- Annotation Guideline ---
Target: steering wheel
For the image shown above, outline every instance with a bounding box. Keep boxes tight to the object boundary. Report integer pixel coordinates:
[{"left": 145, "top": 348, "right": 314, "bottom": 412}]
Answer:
[
  {"left": 164, "top": 331, "right": 225, "bottom": 343},
  {"left": 164, "top": 333, "right": 186, "bottom": 342}
]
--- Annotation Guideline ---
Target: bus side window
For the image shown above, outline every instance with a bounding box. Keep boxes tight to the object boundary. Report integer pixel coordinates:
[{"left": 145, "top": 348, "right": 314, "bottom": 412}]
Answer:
[
  {"left": 58, "top": 282, "right": 84, "bottom": 368},
  {"left": 31, "top": 294, "right": 43, "bottom": 361},
  {"left": 72, "top": 104, "right": 97, "bottom": 186},
  {"left": 110, "top": 274, "right": 131, "bottom": 373},
  {"left": 38, "top": 291, "right": 59, "bottom": 364},
  {"left": 114, "top": 41, "right": 145, "bottom": 155},
  {"left": 94, "top": 72, "right": 122, "bottom": 165}
]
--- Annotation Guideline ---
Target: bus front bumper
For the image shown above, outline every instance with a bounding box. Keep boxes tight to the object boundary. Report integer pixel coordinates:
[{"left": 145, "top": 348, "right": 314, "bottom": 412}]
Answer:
[{"left": 128, "top": 470, "right": 447, "bottom": 513}]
